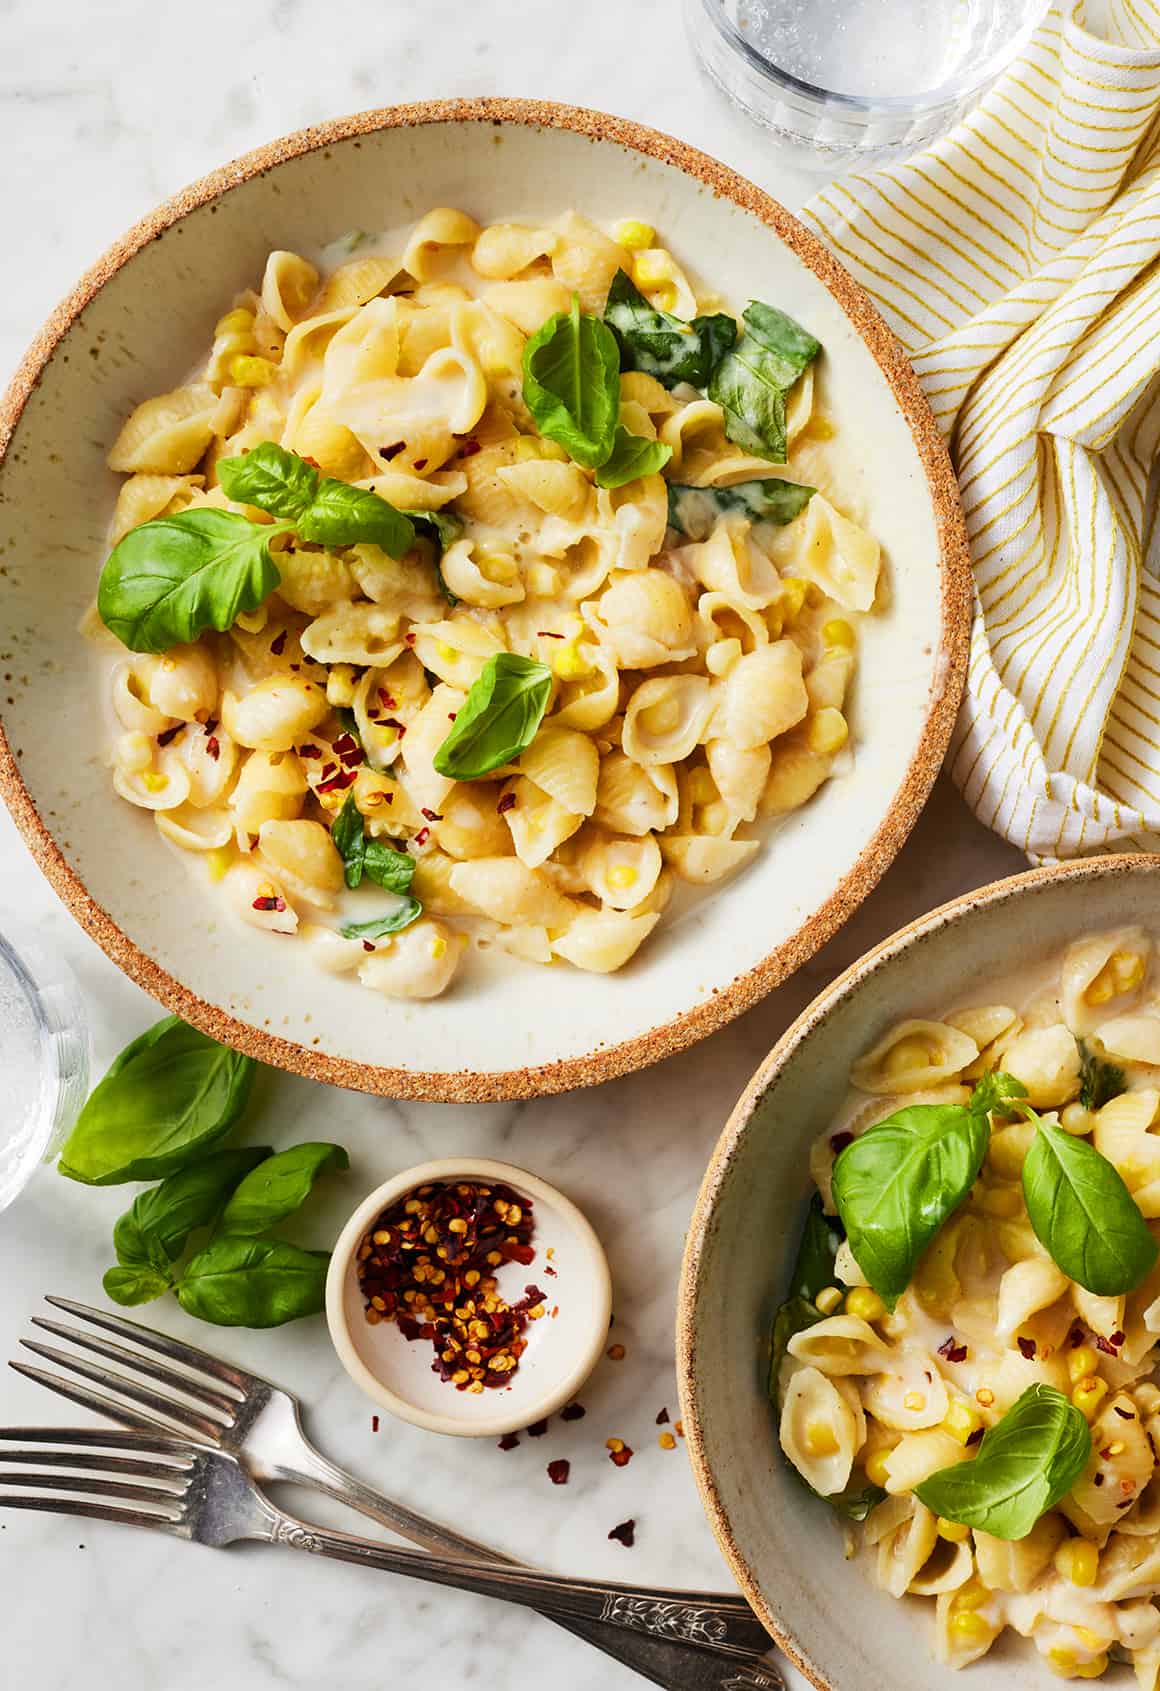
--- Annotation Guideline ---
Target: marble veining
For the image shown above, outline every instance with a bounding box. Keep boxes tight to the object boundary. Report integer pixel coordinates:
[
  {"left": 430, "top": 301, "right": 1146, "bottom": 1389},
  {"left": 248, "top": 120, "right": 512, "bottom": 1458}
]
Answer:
[{"left": 0, "top": 5, "right": 1022, "bottom": 1685}]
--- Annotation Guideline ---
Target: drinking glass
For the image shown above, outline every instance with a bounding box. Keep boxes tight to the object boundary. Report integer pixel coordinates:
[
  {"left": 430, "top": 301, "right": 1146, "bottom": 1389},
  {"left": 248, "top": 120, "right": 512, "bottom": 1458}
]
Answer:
[{"left": 0, "top": 925, "right": 89, "bottom": 1212}]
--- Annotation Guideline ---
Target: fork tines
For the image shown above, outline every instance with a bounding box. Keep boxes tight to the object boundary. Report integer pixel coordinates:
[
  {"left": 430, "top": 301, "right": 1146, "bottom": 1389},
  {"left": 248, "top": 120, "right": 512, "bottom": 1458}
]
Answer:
[{"left": 0, "top": 1426, "right": 195, "bottom": 1535}]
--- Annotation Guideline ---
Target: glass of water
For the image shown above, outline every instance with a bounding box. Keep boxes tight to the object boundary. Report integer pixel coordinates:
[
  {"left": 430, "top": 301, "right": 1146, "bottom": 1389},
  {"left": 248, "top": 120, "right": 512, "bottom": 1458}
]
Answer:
[
  {"left": 687, "top": 0, "right": 1050, "bottom": 170},
  {"left": 0, "top": 925, "right": 89, "bottom": 1213}
]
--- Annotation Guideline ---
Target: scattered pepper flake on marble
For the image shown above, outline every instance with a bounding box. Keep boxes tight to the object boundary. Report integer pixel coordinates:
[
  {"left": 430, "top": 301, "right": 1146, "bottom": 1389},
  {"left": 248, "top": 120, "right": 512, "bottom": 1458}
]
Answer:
[
  {"left": 607, "top": 1343, "right": 626, "bottom": 1362},
  {"left": 498, "top": 1433, "right": 520, "bottom": 1452},
  {"left": 608, "top": 1519, "right": 636, "bottom": 1548},
  {"left": 606, "top": 1438, "right": 634, "bottom": 1468},
  {"left": 371, "top": 1415, "right": 379, "bottom": 1433},
  {"left": 659, "top": 1432, "right": 677, "bottom": 1451},
  {"left": 560, "top": 1403, "right": 586, "bottom": 1422},
  {"left": 656, "top": 1407, "right": 670, "bottom": 1425},
  {"left": 674, "top": 1419, "right": 685, "bottom": 1439},
  {"left": 547, "top": 1459, "right": 570, "bottom": 1486},
  {"left": 526, "top": 1418, "right": 548, "bottom": 1438}
]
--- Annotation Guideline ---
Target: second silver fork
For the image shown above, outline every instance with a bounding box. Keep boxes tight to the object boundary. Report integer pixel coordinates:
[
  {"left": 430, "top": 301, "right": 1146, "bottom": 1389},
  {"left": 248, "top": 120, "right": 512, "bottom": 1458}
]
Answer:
[{"left": 11, "top": 1297, "right": 782, "bottom": 1691}]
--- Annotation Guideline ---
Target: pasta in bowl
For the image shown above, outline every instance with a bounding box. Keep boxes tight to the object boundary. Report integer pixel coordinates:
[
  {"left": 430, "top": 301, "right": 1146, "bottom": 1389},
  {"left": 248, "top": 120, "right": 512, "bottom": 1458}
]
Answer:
[
  {"left": 0, "top": 101, "right": 966, "bottom": 1096},
  {"left": 679, "top": 857, "right": 1160, "bottom": 1691},
  {"left": 92, "top": 208, "right": 884, "bottom": 1001}
]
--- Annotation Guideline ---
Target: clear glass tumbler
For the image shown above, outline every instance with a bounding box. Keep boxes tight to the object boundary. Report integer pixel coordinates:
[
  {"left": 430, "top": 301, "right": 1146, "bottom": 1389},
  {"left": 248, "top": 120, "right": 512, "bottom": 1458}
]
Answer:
[
  {"left": 0, "top": 925, "right": 90, "bottom": 1213},
  {"left": 686, "top": 0, "right": 1051, "bottom": 171}
]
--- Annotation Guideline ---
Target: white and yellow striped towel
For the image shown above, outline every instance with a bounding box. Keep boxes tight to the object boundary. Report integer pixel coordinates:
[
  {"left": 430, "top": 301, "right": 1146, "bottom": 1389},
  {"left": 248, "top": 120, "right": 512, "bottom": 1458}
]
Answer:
[{"left": 803, "top": 0, "right": 1160, "bottom": 861}]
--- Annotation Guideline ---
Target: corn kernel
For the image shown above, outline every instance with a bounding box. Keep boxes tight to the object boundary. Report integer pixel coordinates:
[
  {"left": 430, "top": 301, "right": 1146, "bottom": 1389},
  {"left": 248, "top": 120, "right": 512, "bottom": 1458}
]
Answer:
[
  {"left": 539, "top": 438, "right": 570, "bottom": 462},
  {"left": 1072, "top": 1377, "right": 1109, "bottom": 1420},
  {"left": 1054, "top": 1539, "right": 1099, "bottom": 1586},
  {"left": 616, "top": 219, "right": 656, "bottom": 250},
  {"left": 806, "top": 708, "right": 849, "bottom": 757},
  {"left": 1074, "top": 1627, "right": 1106, "bottom": 1652},
  {"left": 822, "top": 618, "right": 856, "bottom": 651},
  {"left": 780, "top": 576, "right": 812, "bottom": 621},
  {"left": 804, "top": 1421, "right": 840, "bottom": 1458},
  {"left": 1068, "top": 1346, "right": 1099, "bottom": 1384},
  {"left": 938, "top": 1516, "right": 971, "bottom": 1542},
  {"left": 607, "top": 864, "right": 638, "bottom": 890},
  {"left": 845, "top": 1287, "right": 886, "bottom": 1322},
  {"left": 943, "top": 1400, "right": 984, "bottom": 1445},
  {"left": 979, "top": 1186, "right": 1022, "bottom": 1218},
  {"left": 1060, "top": 1103, "right": 1093, "bottom": 1136},
  {"left": 1047, "top": 1651, "right": 1078, "bottom": 1678},
  {"left": 528, "top": 564, "right": 559, "bottom": 597},
  {"left": 952, "top": 1580, "right": 989, "bottom": 1612},
  {"left": 215, "top": 307, "right": 255, "bottom": 337},
  {"left": 904, "top": 1392, "right": 927, "bottom": 1413},
  {"left": 864, "top": 1447, "right": 892, "bottom": 1487},
  {"left": 976, "top": 1388, "right": 995, "bottom": 1407},
  {"left": 815, "top": 1286, "right": 843, "bottom": 1315},
  {"left": 884, "top": 1035, "right": 935, "bottom": 1078},
  {"left": 429, "top": 935, "right": 447, "bottom": 960},
  {"left": 477, "top": 550, "right": 518, "bottom": 585},
  {"left": 552, "top": 642, "right": 592, "bottom": 680},
  {"left": 1084, "top": 974, "right": 1116, "bottom": 1007},
  {"left": 950, "top": 1612, "right": 993, "bottom": 1645},
  {"left": 1113, "top": 950, "right": 1145, "bottom": 991},
  {"left": 633, "top": 249, "right": 674, "bottom": 287},
  {"left": 325, "top": 664, "right": 357, "bottom": 707},
  {"left": 229, "top": 354, "right": 278, "bottom": 388},
  {"left": 515, "top": 436, "right": 545, "bottom": 461},
  {"left": 206, "top": 846, "right": 232, "bottom": 883},
  {"left": 653, "top": 282, "right": 679, "bottom": 312},
  {"left": 1076, "top": 1659, "right": 1108, "bottom": 1682},
  {"left": 142, "top": 771, "right": 168, "bottom": 793}
]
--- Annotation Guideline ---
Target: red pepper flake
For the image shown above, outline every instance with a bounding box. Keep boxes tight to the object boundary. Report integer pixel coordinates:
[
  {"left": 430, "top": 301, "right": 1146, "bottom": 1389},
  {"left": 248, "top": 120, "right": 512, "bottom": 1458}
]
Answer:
[
  {"left": 1100, "top": 1445, "right": 1115, "bottom": 1460},
  {"left": 1114, "top": 1406, "right": 1136, "bottom": 1420},
  {"left": 1094, "top": 1472, "right": 1105, "bottom": 1487},
  {"left": 371, "top": 1416, "right": 379, "bottom": 1433},
  {"left": 497, "top": 792, "right": 517, "bottom": 814},
  {"left": 205, "top": 735, "right": 221, "bottom": 761},
  {"left": 421, "top": 808, "right": 443, "bottom": 822},
  {"left": 656, "top": 1407, "right": 670, "bottom": 1425},
  {"left": 544, "top": 1264, "right": 557, "bottom": 1277},
  {"left": 378, "top": 690, "right": 397, "bottom": 711},
  {"left": 608, "top": 1520, "right": 636, "bottom": 1548},
  {"left": 156, "top": 723, "right": 183, "bottom": 747},
  {"left": 607, "top": 1344, "right": 626, "bottom": 1362},
  {"left": 413, "top": 458, "right": 428, "bottom": 471},
  {"left": 458, "top": 438, "right": 481, "bottom": 458},
  {"left": 318, "top": 768, "right": 358, "bottom": 794},
  {"left": 560, "top": 1404, "right": 586, "bottom": 1423},
  {"left": 526, "top": 1419, "right": 548, "bottom": 1438},
  {"left": 333, "top": 732, "right": 359, "bottom": 757},
  {"left": 608, "top": 1443, "right": 634, "bottom": 1469},
  {"left": 966, "top": 1426, "right": 985, "bottom": 1446},
  {"left": 1017, "top": 1336, "right": 1037, "bottom": 1360},
  {"left": 447, "top": 711, "right": 457, "bottom": 722},
  {"left": 537, "top": 630, "right": 564, "bottom": 639},
  {"left": 829, "top": 1131, "right": 854, "bottom": 1154},
  {"left": 414, "top": 827, "right": 431, "bottom": 847},
  {"left": 270, "top": 629, "right": 287, "bottom": 656},
  {"left": 383, "top": 717, "right": 407, "bottom": 739},
  {"left": 378, "top": 442, "right": 405, "bottom": 461},
  {"left": 356, "top": 1179, "right": 538, "bottom": 1396},
  {"left": 1095, "top": 1334, "right": 1122, "bottom": 1355},
  {"left": 547, "top": 1459, "right": 570, "bottom": 1486},
  {"left": 937, "top": 1336, "right": 968, "bottom": 1364},
  {"left": 498, "top": 1433, "right": 520, "bottom": 1451},
  {"left": 405, "top": 632, "right": 416, "bottom": 646},
  {"left": 1111, "top": 1330, "right": 1126, "bottom": 1347},
  {"left": 252, "top": 894, "right": 287, "bottom": 913},
  {"left": 203, "top": 718, "right": 219, "bottom": 736},
  {"left": 362, "top": 940, "right": 376, "bottom": 953},
  {"left": 298, "top": 743, "right": 322, "bottom": 760}
]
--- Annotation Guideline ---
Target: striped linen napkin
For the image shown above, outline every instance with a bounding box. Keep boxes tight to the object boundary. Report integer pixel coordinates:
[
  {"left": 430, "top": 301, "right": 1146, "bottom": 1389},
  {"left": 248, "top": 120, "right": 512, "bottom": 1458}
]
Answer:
[{"left": 803, "top": 0, "right": 1160, "bottom": 861}]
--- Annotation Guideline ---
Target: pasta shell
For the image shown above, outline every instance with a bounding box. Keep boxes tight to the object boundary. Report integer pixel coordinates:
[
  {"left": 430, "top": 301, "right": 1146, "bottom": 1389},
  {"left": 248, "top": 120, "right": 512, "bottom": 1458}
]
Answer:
[
  {"left": 107, "top": 383, "right": 217, "bottom": 475},
  {"left": 779, "top": 1365, "right": 859, "bottom": 1497},
  {"left": 520, "top": 727, "right": 599, "bottom": 816},
  {"left": 660, "top": 835, "right": 759, "bottom": 885},
  {"left": 502, "top": 778, "right": 583, "bottom": 869},
  {"left": 358, "top": 920, "right": 465, "bottom": 1000},
  {"left": 449, "top": 858, "right": 576, "bottom": 928},
  {"left": 594, "top": 752, "right": 678, "bottom": 836},
  {"left": 851, "top": 1020, "right": 979, "bottom": 1096},
  {"left": 261, "top": 251, "right": 320, "bottom": 332},
  {"left": 1061, "top": 927, "right": 1151, "bottom": 1036},
  {"left": 1000, "top": 1024, "right": 1082, "bottom": 1108},
  {"left": 550, "top": 909, "right": 660, "bottom": 973},
  {"left": 622, "top": 676, "right": 713, "bottom": 766},
  {"left": 472, "top": 222, "right": 558, "bottom": 280}
]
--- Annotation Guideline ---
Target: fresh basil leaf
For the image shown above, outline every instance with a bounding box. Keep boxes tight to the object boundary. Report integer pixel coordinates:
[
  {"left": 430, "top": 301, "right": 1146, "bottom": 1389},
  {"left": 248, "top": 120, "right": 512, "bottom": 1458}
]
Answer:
[
  {"left": 1079, "top": 1040, "right": 1127, "bottom": 1111},
  {"left": 400, "top": 509, "right": 463, "bottom": 605},
  {"left": 217, "top": 441, "right": 319, "bottom": 520},
  {"left": 603, "top": 269, "right": 738, "bottom": 389},
  {"left": 522, "top": 296, "right": 620, "bottom": 470},
  {"left": 113, "top": 1146, "right": 272, "bottom": 1267},
  {"left": 338, "top": 898, "right": 422, "bottom": 942},
  {"left": 969, "top": 1070, "right": 1029, "bottom": 1117},
  {"left": 828, "top": 1482, "right": 888, "bottom": 1522},
  {"left": 1022, "top": 1110, "right": 1157, "bottom": 1295},
  {"left": 742, "top": 301, "right": 822, "bottom": 389},
  {"left": 103, "top": 1265, "right": 173, "bottom": 1308},
  {"left": 667, "top": 478, "right": 816, "bottom": 541},
  {"left": 915, "top": 1385, "right": 1091, "bottom": 1540},
  {"left": 103, "top": 1015, "right": 183, "bottom": 1080},
  {"left": 433, "top": 652, "right": 552, "bottom": 780},
  {"left": 177, "top": 1236, "right": 329, "bottom": 1328},
  {"left": 59, "top": 1019, "right": 256, "bottom": 1185},
  {"left": 98, "top": 508, "right": 283, "bottom": 654},
  {"left": 832, "top": 1101, "right": 989, "bottom": 1310},
  {"left": 332, "top": 792, "right": 367, "bottom": 889},
  {"left": 594, "top": 426, "right": 672, "bottom": 490},
  {"left": 217, "top": 1142, "right": 349, "bottom": 1237},
  {"left": 295, "top": 479, "right": 415, "bottom": 558},
  {"left": 363, "top": 839, "right": 415, "bottom": 894}
]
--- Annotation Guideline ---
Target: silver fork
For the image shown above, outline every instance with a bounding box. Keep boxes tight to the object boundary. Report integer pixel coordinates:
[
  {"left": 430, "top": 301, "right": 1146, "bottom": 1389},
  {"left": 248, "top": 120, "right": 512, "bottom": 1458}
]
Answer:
[
  {"left": 0, "top": 1428, "right": 775, "bottom": 1668},
  {"left": 10, "top": 1299, "right": 782, "bottom": 1691}
]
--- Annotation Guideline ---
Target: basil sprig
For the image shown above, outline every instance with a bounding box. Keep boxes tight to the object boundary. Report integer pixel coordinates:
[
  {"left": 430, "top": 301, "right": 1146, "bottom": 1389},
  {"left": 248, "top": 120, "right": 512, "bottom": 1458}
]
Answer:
[
  {"left": 401, "top": 507, "right": 465, "bottom": 606},
  {"left": 177, "top": 1237, "right": 331, "bottom": 1328},
  {"left": 769, "top": 1196, "right": 885, "bottom": 1523},
  {"left": 832, "top": 1078, "right": 996, "bottom": 1310},
  {"left": 596, "top": 426, "right": 672, "bottom": 490},
  {"left": 338, "top": 899, "right": 423, "bottom": 942},
  {"left": 218, "top": 1142, "right": 349, "bottom": 1237},
  {"left": 604, "top": 268, "right": 738, "bottom": 389},
  {"left": 1022, "top": 1107, "right": 1157, "bottom": 1295},
  {"left": 708, "top": 301, "right": 821, "bottom": 464},
  {"left": 1079, "top": 1040, "right": 1127, "bottom": 1111},
  {"left": 98, "top": 443, "right": 415, "bottom": 654},
  {"left": 915, "top": 1385, "right": 1091, "bottom": 1540},
  {"left": 59, "top": 1017, "right": 256, "bottom": 1185},
  {"left": 112, "top": 1146, "right": 272, "bottom": 1270},
  {"left": 331, "top": 793, "right": 416, "bottom": 893},
  {"left": 434, "top": 652, "right": 552, "bottom": 781},
  {"left": 667, "top": 478, "right": 816, "bottom": 542}
]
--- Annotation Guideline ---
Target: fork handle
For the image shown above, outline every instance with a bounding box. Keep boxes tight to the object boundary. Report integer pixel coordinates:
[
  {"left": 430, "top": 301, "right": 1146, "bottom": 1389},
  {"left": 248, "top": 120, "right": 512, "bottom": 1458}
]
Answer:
[
  {"left": 276, "top": 1447, "right": 782, "bottom": 1689},
  {"left": 259, "top": 1507, "right": 771, "bottom": 1661}
]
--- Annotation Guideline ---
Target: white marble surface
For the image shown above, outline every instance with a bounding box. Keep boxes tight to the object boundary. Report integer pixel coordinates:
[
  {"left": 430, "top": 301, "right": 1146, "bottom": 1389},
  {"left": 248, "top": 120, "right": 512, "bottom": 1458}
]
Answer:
[{"left": 0, "top": 5, "right": 1025, "bottom": 1687}]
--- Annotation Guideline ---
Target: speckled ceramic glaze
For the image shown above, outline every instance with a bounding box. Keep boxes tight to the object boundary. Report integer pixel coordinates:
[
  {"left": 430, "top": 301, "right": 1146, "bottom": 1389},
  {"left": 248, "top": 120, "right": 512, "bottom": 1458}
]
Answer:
[
  {"left": 678, "top": 854, "right": 1160, "bottom": 1691},
  {"left": 0, "top": 99, "right": 969, "bottom": 1100}
]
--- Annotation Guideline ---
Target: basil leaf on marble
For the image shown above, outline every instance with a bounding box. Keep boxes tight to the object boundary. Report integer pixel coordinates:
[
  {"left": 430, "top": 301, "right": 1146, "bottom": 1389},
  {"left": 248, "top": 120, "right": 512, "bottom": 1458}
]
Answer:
[
  {"left": 177, "top": 1236, "right": 329, "bottom": 1328},
  {"left": 217, "top": 1142, "right": 349, "bottom": 1237}
]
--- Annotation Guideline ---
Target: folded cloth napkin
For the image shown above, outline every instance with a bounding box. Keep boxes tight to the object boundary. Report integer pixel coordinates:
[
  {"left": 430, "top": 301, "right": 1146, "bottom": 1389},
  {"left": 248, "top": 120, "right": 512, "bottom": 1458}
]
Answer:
[{"left": 803, "top": 0, "right": 1160, "bottom": 861}]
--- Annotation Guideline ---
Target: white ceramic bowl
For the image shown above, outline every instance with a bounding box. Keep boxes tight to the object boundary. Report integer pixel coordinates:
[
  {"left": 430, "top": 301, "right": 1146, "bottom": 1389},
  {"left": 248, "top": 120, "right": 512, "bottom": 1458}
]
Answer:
[
  {"left": 0, "top": 99, "right": 969, "bottom": 1100},
  {"left": 677, "top": 854, "right": 1160, "bottom": 1691},
  {"left": 326, "top": 1157, "right": 611, "bottom": 1438}
]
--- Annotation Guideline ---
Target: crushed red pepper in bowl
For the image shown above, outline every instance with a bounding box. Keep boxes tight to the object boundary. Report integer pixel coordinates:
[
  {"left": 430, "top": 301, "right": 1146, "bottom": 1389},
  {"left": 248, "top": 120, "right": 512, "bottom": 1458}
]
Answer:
[{"left": 356, "top": 1179, "right": 546, "bottom": 1395}]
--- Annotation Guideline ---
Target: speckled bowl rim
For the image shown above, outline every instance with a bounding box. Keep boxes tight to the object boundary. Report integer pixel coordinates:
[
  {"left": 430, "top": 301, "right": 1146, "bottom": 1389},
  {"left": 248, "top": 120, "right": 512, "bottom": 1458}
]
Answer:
[
  {"left": 325, "top": 1155, "right": 612, "bottom": 1438},
  {"left": 675, "top": 851, "right": 1160, "bottom": 1685},
  {"left": 0, "top": 96, "right": 971, "bottom": 1102}
]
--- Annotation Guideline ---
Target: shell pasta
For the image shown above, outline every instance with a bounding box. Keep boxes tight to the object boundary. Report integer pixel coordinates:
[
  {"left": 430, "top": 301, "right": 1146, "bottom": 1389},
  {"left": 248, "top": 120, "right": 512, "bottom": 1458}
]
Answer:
[
  {"left": 93, "top": 209, "right": 882, "bottom": 1000},
  {"left": 777, "top": 927, "right": 1160, "bottom": 1682}
]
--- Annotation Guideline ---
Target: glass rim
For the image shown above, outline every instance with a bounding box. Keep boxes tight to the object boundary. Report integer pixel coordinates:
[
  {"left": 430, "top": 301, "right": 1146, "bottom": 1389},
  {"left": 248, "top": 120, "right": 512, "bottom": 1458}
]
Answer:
[
  {"left": 692, "top": 0, "right": 1052, "bottom": 117},
  {"left": 0, "top": 928, "right": 46, "bottom": 1033}
]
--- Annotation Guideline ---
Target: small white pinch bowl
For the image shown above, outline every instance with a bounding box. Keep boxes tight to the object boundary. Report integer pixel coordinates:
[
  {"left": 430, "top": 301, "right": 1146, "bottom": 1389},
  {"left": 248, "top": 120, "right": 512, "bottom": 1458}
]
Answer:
[{"left": 326, "top": 1157, "right": 611, "bottom": 1438}]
